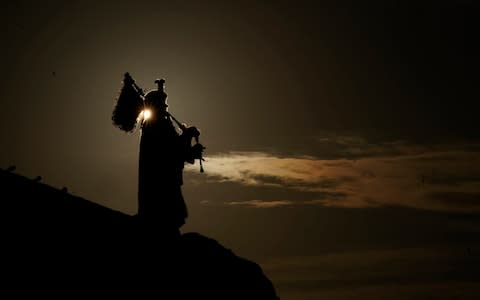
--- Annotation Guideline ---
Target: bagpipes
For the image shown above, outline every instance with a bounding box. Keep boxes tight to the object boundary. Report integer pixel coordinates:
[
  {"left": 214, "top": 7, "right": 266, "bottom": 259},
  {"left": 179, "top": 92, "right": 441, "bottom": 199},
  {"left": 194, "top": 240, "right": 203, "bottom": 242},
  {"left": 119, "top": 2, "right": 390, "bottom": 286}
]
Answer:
[
  {"left": 112, "top": 72, "right": 205, "bottom": 172},
  {"left": 112, "top": 72, "right": 145, "bottom": 133},
  {"left": 167, "top": 111, "right": 206, "bottom": 173}
]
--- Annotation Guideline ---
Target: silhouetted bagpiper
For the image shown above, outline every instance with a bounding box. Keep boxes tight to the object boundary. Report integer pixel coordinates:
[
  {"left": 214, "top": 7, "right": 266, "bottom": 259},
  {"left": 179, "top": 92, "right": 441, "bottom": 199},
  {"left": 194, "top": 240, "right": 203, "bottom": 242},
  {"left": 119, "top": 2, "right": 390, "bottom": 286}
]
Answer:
[{"left": 112, "top": 73, "right": 205, "bottom": 237}]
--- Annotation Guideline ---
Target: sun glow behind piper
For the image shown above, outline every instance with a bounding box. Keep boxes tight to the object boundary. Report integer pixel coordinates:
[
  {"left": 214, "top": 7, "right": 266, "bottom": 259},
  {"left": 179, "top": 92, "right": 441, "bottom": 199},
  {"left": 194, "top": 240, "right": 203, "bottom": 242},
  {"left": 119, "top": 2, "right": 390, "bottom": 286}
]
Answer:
[
  {"left": 137, "top": 109, "right": 152, "bottom": 127},
  {"left": 142, "top": 109, "right": 152, "bottom": 121}
]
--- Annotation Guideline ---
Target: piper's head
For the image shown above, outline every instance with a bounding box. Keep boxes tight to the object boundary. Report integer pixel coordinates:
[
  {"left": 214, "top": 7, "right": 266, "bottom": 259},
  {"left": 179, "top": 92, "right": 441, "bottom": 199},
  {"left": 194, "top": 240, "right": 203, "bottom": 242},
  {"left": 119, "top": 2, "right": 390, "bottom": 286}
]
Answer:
[
  {"left": 144, "top": 78, "right": 168, "bottom": 117},
  {"left": 155, "top": 78, "right": 166, "bottom": 91}
]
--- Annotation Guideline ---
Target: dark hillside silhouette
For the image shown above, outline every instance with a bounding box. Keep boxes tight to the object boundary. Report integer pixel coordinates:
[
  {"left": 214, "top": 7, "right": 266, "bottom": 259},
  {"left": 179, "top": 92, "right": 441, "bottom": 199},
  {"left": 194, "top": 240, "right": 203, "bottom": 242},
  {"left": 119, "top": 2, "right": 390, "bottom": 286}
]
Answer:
[{"left": 1, "top": 168, "right": 279, "bottom": 299}]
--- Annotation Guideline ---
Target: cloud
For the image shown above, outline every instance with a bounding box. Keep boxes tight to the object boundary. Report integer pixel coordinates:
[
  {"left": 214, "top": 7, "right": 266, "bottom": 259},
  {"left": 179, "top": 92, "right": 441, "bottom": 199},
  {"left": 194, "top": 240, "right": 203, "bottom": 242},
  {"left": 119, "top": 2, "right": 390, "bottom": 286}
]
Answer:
[
  {"left": 227, "top": 200, "right": 295, "bottom": 208},
  {"left": 185, "top": 141, "right": 480, "bottom": 213},
  {"left": 187, "top": 151, "right": 353, "bottom": 191}
]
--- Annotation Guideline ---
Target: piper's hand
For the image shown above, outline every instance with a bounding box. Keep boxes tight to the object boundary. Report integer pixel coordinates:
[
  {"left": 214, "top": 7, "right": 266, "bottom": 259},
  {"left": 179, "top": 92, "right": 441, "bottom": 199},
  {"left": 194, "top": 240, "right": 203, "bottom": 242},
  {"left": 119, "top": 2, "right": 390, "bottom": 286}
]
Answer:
[
  {"left": 192, "top": 143, "right": 205, "bottom": 160},
  {"left": 185, "top": 143, "right": 205, "bottom": 164},
  {"left": 186, "top": 126, "right": 200, "bottom": 139}
]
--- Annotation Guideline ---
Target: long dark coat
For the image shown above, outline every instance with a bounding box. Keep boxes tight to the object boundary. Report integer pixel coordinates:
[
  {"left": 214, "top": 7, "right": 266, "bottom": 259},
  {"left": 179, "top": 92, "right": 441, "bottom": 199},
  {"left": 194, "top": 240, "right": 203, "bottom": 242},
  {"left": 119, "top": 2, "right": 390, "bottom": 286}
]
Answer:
[{"left": 137, "top": 90, "right": 189, "bottom": 230}]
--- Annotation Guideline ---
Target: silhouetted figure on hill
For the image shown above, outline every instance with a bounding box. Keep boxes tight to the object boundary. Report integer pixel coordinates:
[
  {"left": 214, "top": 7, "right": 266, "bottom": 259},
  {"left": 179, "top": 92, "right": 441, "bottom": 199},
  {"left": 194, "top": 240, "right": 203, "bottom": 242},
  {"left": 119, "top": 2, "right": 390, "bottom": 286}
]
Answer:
[{"left": 113, "top": 73, "right": 204, "bottom": 238}]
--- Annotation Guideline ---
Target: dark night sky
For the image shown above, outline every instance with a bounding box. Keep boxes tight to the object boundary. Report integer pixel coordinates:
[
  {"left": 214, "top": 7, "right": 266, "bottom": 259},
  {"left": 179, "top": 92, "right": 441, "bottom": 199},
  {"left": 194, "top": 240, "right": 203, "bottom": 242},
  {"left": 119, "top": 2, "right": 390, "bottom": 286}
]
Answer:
[{"left": 1, "top": 1, "right": 479, "bottom": 299}]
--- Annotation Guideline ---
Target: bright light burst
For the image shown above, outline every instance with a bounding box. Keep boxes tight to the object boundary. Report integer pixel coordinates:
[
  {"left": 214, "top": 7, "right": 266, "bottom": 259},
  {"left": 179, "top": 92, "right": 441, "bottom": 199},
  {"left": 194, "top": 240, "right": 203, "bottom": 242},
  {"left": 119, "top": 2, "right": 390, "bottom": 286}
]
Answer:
[{"left": 143, "top": 109, "right": 152, "bottom": 120}]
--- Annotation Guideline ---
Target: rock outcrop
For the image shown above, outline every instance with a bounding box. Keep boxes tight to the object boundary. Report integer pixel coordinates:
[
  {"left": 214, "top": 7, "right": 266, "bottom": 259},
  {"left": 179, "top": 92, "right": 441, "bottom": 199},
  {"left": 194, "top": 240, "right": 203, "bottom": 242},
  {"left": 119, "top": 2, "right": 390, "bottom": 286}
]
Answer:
[{"left": 1, "top": 168, "right": 279, "bottom": 299}]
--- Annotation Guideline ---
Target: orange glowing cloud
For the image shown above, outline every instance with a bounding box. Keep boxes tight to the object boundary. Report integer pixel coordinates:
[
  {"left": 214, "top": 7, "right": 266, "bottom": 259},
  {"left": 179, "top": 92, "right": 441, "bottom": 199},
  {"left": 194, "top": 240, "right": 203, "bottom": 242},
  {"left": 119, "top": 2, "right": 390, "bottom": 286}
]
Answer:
[{"left": 185, "top": 143, "right": 480, "bottom": 212}]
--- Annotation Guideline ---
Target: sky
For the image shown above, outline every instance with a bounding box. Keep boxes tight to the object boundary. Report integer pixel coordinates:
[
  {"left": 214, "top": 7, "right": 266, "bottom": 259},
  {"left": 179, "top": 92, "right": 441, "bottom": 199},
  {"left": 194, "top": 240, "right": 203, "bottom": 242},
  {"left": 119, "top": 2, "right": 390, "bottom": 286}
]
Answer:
[{"left": 1, "top": 0, "right": 479, "bottom": 299}]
